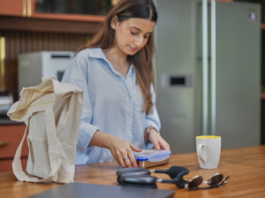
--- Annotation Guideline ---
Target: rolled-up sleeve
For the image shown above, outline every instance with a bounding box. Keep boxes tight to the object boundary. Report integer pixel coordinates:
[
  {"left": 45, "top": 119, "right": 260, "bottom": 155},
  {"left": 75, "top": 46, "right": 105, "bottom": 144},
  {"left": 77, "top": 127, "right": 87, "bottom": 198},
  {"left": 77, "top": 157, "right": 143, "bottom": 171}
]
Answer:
[
  {"left": 62, "top": 51, "right": 99, "bottom": 154},
  {"left": 145, "top": 85, "right": 161, "bottom": 132},
  {"left": 145, "top": 85, "right": 161, "bottom": 149}
]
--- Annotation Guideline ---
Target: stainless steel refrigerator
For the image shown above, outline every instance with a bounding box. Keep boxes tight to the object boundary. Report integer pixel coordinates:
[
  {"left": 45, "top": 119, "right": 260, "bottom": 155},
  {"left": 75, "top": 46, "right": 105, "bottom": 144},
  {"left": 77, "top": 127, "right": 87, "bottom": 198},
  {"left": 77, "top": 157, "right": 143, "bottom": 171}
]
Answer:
[{"left": 154, "top": 0, "right": 261, "bottom": 154}]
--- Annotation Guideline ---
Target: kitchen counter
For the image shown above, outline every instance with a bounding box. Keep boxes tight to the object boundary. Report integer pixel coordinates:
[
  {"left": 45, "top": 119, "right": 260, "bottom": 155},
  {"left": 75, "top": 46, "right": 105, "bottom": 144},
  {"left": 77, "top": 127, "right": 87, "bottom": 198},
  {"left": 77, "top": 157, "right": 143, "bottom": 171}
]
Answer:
[{"left": 1, "top": 146, "right": 265, "bottom": 198}]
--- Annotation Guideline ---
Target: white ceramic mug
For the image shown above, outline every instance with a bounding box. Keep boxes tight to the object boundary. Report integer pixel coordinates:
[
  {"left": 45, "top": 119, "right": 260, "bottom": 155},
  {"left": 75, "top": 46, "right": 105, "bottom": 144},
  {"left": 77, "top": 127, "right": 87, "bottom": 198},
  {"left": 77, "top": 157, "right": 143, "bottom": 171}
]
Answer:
[{"left": 196, "top": 136, "right": 221, "bottom": 169}]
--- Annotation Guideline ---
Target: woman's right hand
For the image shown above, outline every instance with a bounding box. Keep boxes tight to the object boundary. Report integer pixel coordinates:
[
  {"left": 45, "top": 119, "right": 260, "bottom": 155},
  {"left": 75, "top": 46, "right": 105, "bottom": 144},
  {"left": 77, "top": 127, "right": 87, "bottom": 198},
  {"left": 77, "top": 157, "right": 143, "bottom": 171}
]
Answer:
[
  {"left": 105, "top": 135, "right": 142, "bottom": 168},
  {"left": 89, "top": 131, "right": 142, "bottom": 168}
]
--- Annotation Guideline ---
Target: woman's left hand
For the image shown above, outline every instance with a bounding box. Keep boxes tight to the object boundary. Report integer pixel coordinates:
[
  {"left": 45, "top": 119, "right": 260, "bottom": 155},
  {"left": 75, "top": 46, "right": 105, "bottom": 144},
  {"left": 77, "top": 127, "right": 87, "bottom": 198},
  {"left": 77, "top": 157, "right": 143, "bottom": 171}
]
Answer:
[{"left": 147, "top": 128, "right": 170, "bottom": 151}]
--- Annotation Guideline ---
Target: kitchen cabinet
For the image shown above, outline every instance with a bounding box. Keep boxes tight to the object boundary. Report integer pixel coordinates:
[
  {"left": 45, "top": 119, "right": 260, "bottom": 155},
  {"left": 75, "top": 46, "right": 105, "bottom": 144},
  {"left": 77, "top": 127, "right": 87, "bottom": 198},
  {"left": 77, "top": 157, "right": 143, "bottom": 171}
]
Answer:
[
  {"left": 0, "top": 0, "right": 232, "bottom": 22},
  {"left": 0, "top": 158, "right": 27, "bottom": 172},
  {"left": 0, "top": 0, "right": 25, "bottom": 17},
  {"left": 29, "top": 0, "right": 105, "bottom": 22},
  {"left": 31, "top": 0, "right": 108, "bottom": 21},
  {"left": 0, "top": 0, "right": 106, "bottom": 22},
  {"left": 0, "top": 124, "right": 28, "bottom": 172}
]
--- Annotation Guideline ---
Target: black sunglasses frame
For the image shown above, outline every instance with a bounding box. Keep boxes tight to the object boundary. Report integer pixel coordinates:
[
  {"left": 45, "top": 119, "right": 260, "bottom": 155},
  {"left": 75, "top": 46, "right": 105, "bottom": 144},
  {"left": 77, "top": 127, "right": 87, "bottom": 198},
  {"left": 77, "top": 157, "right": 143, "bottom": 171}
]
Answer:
[
  {"left": 116, "top": 166, "right": 230, "bottom": 190},
  {"left": 188, "top": 176, "right": 230, "bottom": 191}
]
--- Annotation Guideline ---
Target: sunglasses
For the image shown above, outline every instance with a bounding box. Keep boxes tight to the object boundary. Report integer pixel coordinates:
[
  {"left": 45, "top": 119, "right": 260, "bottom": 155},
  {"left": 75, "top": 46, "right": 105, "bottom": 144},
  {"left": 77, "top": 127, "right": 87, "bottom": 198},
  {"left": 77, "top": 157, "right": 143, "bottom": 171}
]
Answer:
[
  {"left": 186, "top": 173, "right": 230, "bottom": 190},
  {"left": 116, "top": 166, "right": 229, "bottom": 190}
]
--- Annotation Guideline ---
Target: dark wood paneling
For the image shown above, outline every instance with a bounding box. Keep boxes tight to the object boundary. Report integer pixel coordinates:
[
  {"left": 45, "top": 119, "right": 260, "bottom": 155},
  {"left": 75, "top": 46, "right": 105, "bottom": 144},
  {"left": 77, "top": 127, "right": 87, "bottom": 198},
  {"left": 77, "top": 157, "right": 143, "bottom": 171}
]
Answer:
[{"left": 0, "top": 29, "right": 92, "bottom": 101}]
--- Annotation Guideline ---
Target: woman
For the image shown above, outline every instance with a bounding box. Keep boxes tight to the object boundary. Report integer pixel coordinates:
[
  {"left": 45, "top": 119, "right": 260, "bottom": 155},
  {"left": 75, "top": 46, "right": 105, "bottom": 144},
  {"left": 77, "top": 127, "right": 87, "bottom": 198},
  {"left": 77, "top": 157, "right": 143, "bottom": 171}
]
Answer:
[{"left": 62, "top": 0, "right": 170, "bottom": 168}]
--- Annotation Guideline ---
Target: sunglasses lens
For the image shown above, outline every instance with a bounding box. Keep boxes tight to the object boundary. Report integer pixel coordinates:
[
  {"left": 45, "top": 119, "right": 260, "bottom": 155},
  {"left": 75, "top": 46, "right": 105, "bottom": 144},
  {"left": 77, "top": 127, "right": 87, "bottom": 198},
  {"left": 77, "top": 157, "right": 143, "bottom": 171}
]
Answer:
[
  {"left": 208, "top": 174, "right": 223, "bottom": 185},
  {"left": 187, "top": 176, "right": 203, "bottom": 188}
]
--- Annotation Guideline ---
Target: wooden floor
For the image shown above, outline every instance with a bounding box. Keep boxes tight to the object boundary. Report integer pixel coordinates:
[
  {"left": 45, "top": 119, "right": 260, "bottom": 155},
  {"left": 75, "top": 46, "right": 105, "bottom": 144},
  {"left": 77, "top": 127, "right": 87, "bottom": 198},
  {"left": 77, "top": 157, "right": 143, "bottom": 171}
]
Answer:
[{"left": 1, "top": 146, "right": 265, "bottom": 198}]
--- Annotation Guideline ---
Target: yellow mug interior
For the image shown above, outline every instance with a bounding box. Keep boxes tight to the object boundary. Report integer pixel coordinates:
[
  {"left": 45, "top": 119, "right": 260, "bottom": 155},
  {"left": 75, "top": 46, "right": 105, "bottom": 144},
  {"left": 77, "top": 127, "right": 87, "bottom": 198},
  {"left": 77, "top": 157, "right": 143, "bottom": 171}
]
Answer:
[{"left": 196, "top": 136, "right": 221, "bottom": 139}]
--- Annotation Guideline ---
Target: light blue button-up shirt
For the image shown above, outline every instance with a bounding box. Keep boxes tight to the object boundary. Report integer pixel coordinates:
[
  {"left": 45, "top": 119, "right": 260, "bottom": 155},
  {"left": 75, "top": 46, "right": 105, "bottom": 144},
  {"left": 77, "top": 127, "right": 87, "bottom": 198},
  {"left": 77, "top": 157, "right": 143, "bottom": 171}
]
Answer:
[{"left": 62, "top": 48, "right": 161, "bottom": 165}]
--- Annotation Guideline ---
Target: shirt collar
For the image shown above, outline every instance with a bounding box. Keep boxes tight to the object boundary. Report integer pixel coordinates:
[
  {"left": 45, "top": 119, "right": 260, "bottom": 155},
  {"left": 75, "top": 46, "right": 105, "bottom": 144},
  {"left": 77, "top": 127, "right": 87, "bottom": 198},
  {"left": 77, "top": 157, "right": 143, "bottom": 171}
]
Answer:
[
  {"left": 86, "top": 48, "right": 106, "bottom": 60},
  {"left": 87, "top": 47, "right": 135, "bottom": 78}
]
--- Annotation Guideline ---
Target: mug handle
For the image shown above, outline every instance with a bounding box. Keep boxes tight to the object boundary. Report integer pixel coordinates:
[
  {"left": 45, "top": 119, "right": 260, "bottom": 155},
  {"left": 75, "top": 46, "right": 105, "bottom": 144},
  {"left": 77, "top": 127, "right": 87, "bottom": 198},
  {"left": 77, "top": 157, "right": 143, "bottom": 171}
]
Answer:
[{"left": 197, "top": 144, "right": 207, "bottom": 165}]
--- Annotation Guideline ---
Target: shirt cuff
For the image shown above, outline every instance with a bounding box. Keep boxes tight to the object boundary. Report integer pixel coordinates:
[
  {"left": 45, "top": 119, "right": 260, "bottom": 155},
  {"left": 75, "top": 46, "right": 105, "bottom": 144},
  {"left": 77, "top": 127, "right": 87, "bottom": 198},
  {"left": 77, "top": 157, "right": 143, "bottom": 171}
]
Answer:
[
  {"left": 76, "top": 121, "right": 99, "bottom": 154},
  {"left": 145, "top": 120, "right": 160, "bottom": 133}
]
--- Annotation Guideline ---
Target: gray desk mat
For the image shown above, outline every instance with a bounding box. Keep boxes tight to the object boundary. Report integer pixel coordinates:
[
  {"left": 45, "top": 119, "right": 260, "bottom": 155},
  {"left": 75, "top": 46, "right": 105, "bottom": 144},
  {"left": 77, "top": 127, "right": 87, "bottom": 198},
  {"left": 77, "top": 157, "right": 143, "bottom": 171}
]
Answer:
[{"left": 28, "top": 183, "right": 175, "bottom": 198}]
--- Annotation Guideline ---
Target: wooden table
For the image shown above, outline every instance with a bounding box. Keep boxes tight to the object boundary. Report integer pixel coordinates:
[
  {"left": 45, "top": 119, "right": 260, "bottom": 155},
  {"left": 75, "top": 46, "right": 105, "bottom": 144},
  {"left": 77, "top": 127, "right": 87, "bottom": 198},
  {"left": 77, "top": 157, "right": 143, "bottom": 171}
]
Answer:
[{"left": 1, "top": 146, "right": 265, "bottom": 198}]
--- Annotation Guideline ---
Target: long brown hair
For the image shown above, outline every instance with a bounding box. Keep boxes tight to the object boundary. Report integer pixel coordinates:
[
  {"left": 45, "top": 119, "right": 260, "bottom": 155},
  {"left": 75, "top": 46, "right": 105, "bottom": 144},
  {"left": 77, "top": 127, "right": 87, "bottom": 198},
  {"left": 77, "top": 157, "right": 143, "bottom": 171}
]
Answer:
[{"left": 78, "top": 0, "right": 157, "bottom": 115}]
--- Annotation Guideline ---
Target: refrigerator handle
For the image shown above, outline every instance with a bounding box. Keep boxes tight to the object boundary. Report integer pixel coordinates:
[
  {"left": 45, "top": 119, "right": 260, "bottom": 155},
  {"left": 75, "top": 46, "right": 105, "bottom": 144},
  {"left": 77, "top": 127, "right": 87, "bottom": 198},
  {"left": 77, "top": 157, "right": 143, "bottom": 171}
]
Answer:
[
  {"left": 211, "top": 0, "right": 216, "bottom": 136},
  {"left": 202, "top": 0, "right": 208, "bottom": 136}
]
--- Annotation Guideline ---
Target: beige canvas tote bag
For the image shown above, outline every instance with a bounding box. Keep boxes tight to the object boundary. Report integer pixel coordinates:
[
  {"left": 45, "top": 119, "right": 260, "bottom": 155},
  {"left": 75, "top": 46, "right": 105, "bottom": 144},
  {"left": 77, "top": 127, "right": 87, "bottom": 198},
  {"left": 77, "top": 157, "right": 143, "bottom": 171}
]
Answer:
[{"left": 7, "top": 77, "right": 83, "bottom": 183}]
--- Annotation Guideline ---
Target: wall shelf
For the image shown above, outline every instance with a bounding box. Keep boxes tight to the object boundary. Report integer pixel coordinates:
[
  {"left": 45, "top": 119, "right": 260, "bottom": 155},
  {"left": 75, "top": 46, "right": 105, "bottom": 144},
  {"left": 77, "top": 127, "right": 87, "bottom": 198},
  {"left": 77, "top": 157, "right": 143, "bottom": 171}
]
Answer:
[{"left": 0, "top": 16, "right": 101, "bottom": 34}]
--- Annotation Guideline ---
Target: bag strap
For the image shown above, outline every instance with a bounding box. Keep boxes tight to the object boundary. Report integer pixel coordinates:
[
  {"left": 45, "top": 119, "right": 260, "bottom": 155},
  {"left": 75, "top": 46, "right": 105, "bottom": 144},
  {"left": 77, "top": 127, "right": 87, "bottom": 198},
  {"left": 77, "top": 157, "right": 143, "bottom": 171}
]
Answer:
[
  {"left": 12, "top": 108, "right": 63, "bottom": 183},
  {"left": 12, "top": 124, "right": 53, "bottom": 182},
  {"left": 45, "top": 108, "right": 63, "bottom": 178}
]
